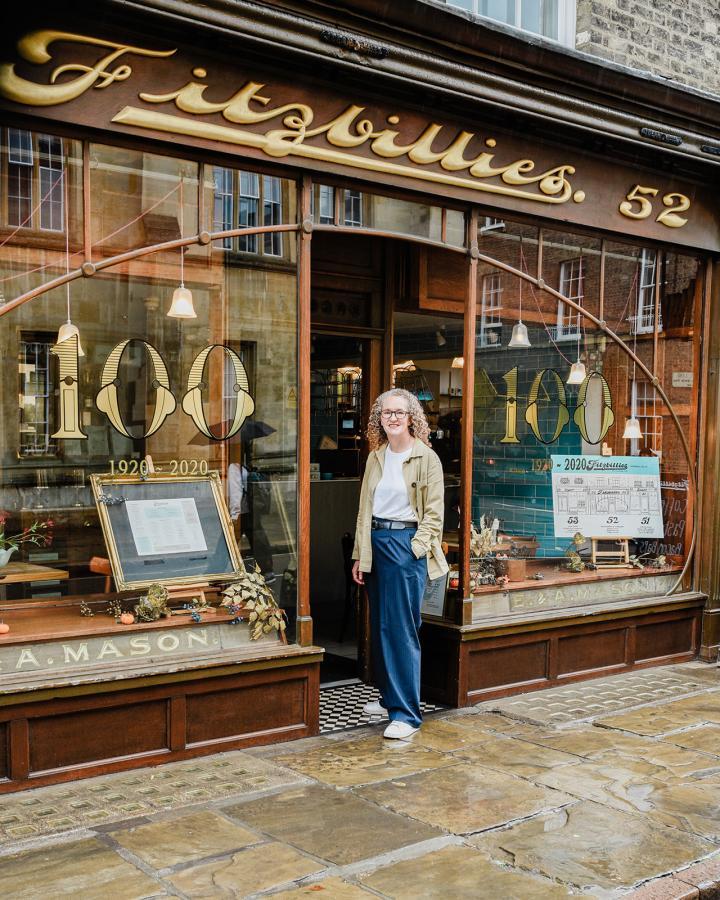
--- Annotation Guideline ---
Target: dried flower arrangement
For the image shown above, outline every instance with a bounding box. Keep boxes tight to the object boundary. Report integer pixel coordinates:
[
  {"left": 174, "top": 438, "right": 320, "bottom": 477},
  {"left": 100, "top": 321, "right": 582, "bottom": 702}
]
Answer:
[{"left": 220, "top": 565, "right": 287, "bottom": 640}]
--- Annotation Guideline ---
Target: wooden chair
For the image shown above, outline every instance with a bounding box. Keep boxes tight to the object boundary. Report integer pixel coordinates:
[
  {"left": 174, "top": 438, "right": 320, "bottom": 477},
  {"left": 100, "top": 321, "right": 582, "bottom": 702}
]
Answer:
[{"left": 89, "top": 556, "right": 113, "bottom": 593}]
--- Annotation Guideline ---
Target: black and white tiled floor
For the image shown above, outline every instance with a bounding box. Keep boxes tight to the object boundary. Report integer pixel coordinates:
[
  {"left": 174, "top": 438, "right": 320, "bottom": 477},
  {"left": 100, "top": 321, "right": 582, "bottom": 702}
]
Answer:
[{"left": 319, "top": 680, "right": 446, "bottom": 734}]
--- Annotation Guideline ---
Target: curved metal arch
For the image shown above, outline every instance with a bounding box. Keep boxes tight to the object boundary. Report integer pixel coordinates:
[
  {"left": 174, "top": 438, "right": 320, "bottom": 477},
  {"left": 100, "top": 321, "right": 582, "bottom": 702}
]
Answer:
[
  {"left": 0, "top": 223, "right": 300, "bottom": 318},
  {"left": 0, "top": 220, "right": 696, "bottom": 595}
]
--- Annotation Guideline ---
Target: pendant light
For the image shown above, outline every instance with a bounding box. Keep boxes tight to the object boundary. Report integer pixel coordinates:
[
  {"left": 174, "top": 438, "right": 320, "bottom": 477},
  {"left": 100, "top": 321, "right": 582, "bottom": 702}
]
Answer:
[
  {"left": 167, "top": 175, "right": 196, "bottom": 319},
  {"left": 623, "top": 259, "right": 643, "bottom": 443},
  {"left": 566, "top": 255, "right": 585, "bottom": 384},
  {"left": 622, "top": 416, "right": 642, "bottom": 440},
  {"left": 509, "top": 235, "right": 531, "bottom": 349},
  {"left": 566, "top": 360, "right": 586, "bottom": 384},
  {"left": 57, "top": 169, "right": 84, "bottom": 356}
]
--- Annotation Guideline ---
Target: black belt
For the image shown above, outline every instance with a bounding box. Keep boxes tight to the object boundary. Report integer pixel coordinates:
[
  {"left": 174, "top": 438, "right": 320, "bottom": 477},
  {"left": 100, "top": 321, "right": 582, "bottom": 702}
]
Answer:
[{"left": 372, "top": 517, "right": 417, "bottom": 530}]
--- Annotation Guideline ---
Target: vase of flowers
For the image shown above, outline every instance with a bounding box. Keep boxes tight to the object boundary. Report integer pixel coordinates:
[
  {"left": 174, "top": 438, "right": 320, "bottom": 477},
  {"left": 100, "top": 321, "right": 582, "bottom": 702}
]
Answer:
[{"left": 0, "top": 511, "right": 53, "bottom": 567}]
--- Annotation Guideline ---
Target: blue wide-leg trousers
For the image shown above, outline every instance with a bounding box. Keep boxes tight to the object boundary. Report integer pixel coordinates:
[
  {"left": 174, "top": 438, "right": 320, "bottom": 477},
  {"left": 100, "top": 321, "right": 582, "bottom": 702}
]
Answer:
[{"left": 366, "top": 527, "right": 426, "bottom": 728}]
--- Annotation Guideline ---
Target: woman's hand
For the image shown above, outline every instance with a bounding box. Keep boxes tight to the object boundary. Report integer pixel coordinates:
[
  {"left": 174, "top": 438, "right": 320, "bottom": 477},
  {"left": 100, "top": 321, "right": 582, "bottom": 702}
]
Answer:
[{"left": 352, "top": 561, "right": 364, "bottom": 585}]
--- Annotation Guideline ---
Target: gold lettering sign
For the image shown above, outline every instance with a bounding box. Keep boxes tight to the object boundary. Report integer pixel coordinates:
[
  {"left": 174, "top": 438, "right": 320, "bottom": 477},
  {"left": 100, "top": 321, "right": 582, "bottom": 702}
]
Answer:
[
  {"left": 182, "top": 344, "right": 254, "bottom": 439},
  {"left": 96, "top": 339, "right": 176, "bottom": 438},
  {"left": 0, "top": 31, "right": 583, "bottom": 208},
  {"left": 0, "top": 30, "right": 175, "bottom": 105}
]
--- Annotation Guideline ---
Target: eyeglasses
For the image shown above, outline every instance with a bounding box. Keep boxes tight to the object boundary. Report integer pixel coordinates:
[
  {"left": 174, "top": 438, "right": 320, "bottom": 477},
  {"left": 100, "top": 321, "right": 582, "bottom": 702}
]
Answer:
[{"left": 381, "top": 410, "right": 409, "bottom": 420}]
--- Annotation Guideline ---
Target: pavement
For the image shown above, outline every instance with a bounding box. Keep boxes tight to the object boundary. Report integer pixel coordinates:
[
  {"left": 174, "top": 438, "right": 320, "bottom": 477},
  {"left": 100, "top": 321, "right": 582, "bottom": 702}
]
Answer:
[{"left": 1, "top": 661, "right": 720, "bottom": 898}]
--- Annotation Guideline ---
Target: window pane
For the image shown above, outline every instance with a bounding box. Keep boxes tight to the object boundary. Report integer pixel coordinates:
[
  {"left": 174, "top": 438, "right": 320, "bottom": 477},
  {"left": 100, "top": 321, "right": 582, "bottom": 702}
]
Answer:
[
  {"left": 38, "top": 135, "right": 64, "bottom": 232},
  {"left": 479, "top": 0, "right": 515, "bottom": 25},
  {"left": 89, "top": 145, "right": 198, "bottom": 257},
  {"left": 212, "top": 166, "right": 233, "bottom": 250},
  {"left": 8, "top": 128, "right": 33, "bottom": 166},
  {"left": 344, "top": 190, "right": 363, "bottom": 227},
  {"left": 238, "top": 172, "right": 260, "bottom": 253},
  {"left": 262, "top": 175, "right": 283, "bottom": 256}
]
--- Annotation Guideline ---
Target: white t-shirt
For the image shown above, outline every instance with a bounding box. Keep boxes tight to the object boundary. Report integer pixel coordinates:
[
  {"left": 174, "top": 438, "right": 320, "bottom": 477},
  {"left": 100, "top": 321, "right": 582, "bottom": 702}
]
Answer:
[{"left": 372, "top": 445, "right": 417, "bottom": 521}]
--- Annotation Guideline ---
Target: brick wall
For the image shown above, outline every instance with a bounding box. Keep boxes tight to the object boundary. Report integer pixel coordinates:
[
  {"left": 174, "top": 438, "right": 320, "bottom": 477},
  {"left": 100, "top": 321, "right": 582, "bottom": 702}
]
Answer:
[{"left": 575, "top": 0, "right": 720, "bottom": 94}]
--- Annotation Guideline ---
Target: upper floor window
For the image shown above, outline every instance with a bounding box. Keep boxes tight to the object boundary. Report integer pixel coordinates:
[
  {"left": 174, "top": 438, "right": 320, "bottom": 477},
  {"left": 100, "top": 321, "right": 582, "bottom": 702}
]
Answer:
[
  {"left": 18, "top": 332, "right": 57, "bottom": 458},
  {"left": 479, "top": 272, "right": 503, "bottom": 347},
  {"left": 553, "top": 257, "right": 583, "bottom": 341},
  {"left": 344, "top": 190, "right": 363, "bottom": 228},
  {"left": 442, "top": 0, "right": 575, "bottom": 46},
  {"left": 212, "top": 167, "right": 284, "bottom": 257},
  {"left": 5, "top": 129, "right": 64, "bottom": 232},
  {"left": 631, "top": 250, "right": 662, "bottom": 335}
]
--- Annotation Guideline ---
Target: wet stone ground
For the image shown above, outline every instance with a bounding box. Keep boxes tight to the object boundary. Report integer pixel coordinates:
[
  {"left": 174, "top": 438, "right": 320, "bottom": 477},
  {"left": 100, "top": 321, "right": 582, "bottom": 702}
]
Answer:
[{"left": 2, "top": 661, "right": 720, "bottom": 898}]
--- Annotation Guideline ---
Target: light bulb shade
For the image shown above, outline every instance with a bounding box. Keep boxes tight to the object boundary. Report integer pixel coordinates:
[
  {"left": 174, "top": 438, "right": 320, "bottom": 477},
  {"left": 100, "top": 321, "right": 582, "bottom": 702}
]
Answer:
[
  {"left": 451, "top": 356, "right": 464, "bottom": 368},
  {"left": 167, "top": 285, "right": 196, "bottom": 318},
  {"left": 57, "top": 320, "right": 85, "bottom": 357},
  {"left": 566, "top": 360, "right": 587, "bottom": 385},
  {"left": 435, "top": 330, "right": 447, "bottom": 347},
  {"left": 508, "top": 322, "right": 531, "bottom": 349},
  {"left": 622, "top": 417, "right": 643, "bottom": 440}
]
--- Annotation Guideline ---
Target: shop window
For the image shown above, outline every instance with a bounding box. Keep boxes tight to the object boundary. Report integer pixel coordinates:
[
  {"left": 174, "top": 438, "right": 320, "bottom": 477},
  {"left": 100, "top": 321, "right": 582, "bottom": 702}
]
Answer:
[
  {"left": 5, "top": 128, "right": 64, "bottom": 231},
  {"left": 479, "top": 272, "right": 503, "bottom": 347},
  {"left": 18, "top": 332, "right": 57, "bottom": 458},
  {"left": 441, "top": 0, "right": 575, "bottom": 46},
  {"left": 631, "top": 249, "right": 661, "bottom": 334},
  {"left": 553, "top": 258, "right": 582, "bottom": 341},
  {"left": 1, "top": 147, "right": 298, "bottom": 641},
  {"left": 212, "top": 168, "right": 283, "bottom": 257},
  {"left": 472, "top": 224, "right": 699, "bottom": 622}
]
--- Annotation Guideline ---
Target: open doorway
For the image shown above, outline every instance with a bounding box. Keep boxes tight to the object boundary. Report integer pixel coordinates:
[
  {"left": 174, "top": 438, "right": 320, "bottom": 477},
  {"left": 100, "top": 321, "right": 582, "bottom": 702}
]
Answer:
[{"left": 310, "top": 332, "right": 368, "bottom": 683}]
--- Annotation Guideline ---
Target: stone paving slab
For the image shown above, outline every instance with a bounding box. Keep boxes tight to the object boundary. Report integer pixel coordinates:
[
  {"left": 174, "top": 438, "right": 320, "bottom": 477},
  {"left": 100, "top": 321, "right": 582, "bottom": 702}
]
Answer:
[
  {"left": 479, "top": 665, "right": 720, "bottom": 726},
  {"left": 225, "top": 783, "right": 443, "bottom": 865},
  {"left": 1, "top": 661, "right": 720, "bottom": 899},
  {"left": 471, "top": 801, "right": 715, "bottom": 897}
]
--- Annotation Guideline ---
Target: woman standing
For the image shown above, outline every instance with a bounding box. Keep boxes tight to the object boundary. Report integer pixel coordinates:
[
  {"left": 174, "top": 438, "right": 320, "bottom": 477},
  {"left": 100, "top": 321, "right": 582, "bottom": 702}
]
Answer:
[{"left": 352, "top": 388, "right": 448, "bottom": 739}]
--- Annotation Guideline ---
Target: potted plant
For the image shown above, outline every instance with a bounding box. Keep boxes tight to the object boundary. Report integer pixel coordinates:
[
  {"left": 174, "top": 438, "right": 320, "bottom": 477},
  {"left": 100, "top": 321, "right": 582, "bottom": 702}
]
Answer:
[
  {"left": 0, "top": 511, "right": 53, "bottom": 567},
  {"left": 504, "top": 542, "right": 530, "bottom": 582}
]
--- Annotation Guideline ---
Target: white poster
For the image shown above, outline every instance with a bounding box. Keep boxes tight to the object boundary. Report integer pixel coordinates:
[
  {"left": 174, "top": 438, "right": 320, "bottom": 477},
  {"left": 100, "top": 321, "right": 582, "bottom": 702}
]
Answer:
[
  {"left": 125, "top": 498, "right": 208, "bottom": 556},
  {"left": 551, "top": 455, "right": 664, "bottom": 539}
]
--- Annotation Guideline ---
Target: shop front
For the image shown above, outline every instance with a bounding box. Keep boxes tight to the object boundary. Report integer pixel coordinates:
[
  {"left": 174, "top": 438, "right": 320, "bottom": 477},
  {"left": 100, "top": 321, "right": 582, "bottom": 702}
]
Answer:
[{"left": 0, "top": 2, "right": 716, "bottom": 791}]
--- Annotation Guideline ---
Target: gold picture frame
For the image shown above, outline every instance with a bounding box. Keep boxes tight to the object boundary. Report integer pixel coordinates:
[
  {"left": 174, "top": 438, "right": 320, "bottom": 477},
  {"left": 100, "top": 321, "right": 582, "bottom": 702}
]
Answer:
[{"left": 90, "top": 471, "right": 243, "bottom": 591}]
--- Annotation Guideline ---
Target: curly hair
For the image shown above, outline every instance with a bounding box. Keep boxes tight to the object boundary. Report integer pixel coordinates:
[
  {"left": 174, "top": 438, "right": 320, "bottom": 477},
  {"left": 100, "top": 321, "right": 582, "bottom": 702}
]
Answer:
[{"left": 366, "top": 389, "right": 431, "bottom": 450}]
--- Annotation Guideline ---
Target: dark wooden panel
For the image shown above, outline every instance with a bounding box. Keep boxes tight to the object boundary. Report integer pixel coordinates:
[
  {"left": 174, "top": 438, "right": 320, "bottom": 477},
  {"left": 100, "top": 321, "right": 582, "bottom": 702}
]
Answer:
[
  {"left": 467, "top": 640, "right": 548, "bottom": 691},
  {"left": 29, "top": 701, "right": 168, "bottom": 773},
  {"left": 186, "top": 678, "right": 307, "bottom": 745},
  {"left": 0, "top": 722, "right": 7, "bottom": 779},
  {"left": 557, "top": 628, "right": 626, "bottom": 675},
  {"left": 636, "top": 617, "right": 695, "bottom": 661}
]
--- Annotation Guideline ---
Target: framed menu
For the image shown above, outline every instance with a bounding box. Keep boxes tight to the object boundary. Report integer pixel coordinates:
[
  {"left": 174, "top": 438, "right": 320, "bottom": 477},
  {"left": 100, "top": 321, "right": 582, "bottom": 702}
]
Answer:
[{"left": 91, "top": 471, "right": 243, "bottom": 590}]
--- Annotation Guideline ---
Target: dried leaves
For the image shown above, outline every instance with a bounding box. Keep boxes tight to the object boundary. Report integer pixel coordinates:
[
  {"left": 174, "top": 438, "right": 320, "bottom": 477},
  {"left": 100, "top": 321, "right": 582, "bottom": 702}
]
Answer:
[{"left": 220, "top": 565, "right": 286, "bottom": 640}]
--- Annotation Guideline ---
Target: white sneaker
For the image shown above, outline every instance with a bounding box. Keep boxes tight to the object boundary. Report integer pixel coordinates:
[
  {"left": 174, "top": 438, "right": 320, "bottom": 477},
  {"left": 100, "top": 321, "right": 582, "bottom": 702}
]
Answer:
[
  {"left": 363, "top": 699, "right": 387, "bottom": 718},
  {"left": 384, "top": 721, "right": 419, "bottom": 740}
]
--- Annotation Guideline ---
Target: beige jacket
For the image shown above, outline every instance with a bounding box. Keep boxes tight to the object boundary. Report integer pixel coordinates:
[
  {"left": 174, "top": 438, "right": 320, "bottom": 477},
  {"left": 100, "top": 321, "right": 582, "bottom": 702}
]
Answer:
[{"left": 352, "top": 439, "right": 449, "bottom": 580}]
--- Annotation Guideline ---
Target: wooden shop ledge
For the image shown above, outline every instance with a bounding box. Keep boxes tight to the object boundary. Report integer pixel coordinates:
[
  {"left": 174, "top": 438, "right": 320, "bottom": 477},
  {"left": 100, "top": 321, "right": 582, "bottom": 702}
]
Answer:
[
  {"left": 0, "top": 594, "right": 322, "bottom": 702},
  {"left": 0, "top": 642, "right": 324, "bottom": 703},
  {"left": 457, "top": 590, "right": 705, "bottom": 638},
  {"left": 0, "top": 594, "right": 243, "bottom": 645},
  {"left": 468, "top": 561, "right": 683, "bottom": 596}
]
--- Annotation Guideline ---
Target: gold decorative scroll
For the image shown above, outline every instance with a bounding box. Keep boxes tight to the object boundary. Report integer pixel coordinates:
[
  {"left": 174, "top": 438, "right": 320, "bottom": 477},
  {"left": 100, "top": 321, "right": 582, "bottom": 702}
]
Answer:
[
  {"left": 0, "top": 31, "right": 583, "bottom": 207},
  {"left": 0, "top": 30, "right": 175, "bottom": 106}
]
